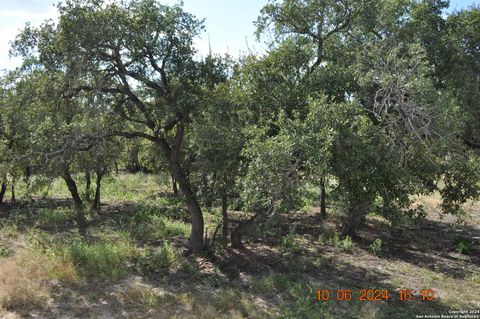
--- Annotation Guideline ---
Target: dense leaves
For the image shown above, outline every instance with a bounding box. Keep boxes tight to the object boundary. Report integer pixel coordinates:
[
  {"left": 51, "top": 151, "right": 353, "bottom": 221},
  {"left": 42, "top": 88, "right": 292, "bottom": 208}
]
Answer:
[{"left": 1, "top": 0, "right": 479, "bottom": 251}]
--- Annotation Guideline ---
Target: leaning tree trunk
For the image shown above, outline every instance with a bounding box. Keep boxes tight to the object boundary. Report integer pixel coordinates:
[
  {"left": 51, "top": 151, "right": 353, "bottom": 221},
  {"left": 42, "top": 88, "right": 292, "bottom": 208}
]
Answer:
[
  {"left": 319, "top": 178, "right": 327, "bottom": 220},
  {"left": 0, "top": 182, "right": 6, "bottom": 205},
  {"left": 62, "top": 168, "right": 87, "bottom": 236},
  {"left": 170, "top": 159, "right": 204, "bottom": 253},
  {"left": 157, "top": 128, "right": 205, "bottom": 254}
]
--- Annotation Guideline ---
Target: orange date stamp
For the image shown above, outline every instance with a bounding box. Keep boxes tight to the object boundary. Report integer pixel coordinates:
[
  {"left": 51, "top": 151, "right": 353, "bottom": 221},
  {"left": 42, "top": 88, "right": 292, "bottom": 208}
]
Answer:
[{"left": 316, "top": 289, "right": 436, "bottom": 302}]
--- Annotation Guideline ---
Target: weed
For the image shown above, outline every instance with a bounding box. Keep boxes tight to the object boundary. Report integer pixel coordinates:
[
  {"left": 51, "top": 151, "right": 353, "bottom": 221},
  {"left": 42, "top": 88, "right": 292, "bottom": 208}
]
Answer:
[
  {"left": 0, "top": 248, "right": 77, "bottom": 310},
  {"left": 117, "top": 284, "right": 161, "bottom": 312},
  {"left": 61, "top": 235, "right": 135, "bottom": 281},
  {"left": 369, "top": 238, "right": 383, "bottom": 256},
  {"left": 280, "top": 283, "right": 332, "bottom": 319},
  {"left": 138, "top": 241, "right": 177, "bottom": 275},
  {"left": 456, "top": 238, "right": 470, "bottom": 254},
  {"left": 467, "top": 273, "right": 480, "bottom": 284},
  {"left": 0, "top": 244, "right": 11, "bottom": 258},
  {"left": 337, "top": 235, "right": 354, "bottom": 253},
  {"left": 35, "top": 207, "right": 75, "bottom": 230},
  {"left": 0, "top": 224, "right": 19, "bottom": 239},
  {"left": 281, "top": 226, "right": 302, "bottom": 255},
  {"left": 318, "top": 225, "right": 338, "bottom": 245}
]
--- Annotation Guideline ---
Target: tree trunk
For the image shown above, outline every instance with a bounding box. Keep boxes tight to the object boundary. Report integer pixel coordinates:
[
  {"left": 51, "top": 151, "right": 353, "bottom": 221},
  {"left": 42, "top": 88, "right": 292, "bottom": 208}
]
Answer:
[
  {"left": 92, "top": 170, "right": 104, "bottom": 212},
  {"left": 114, "top": 162, "right": 119, "bottom": 174},
  {"left": 342, "top": 199, "right": 371, "bottom": 236},
  {"left": 11, "top": 184, "right": 15, "bottom": 203},
  {"left": 156, "top": 127, "right": 204, "bottom": 254},
  {"left": 25, "top": 166, "right": 32, "bottom": 196},
  {"left": 320, "top": 178, "right": 327, "bottom": 220},
  {"left": 85, "top": 171, "right": 91, "bottom": 203},
  {"left": 171, "top": 173, "right": 178, "bottom": 195},
  {"left": 62, "top": 167, "right": 86, "bottom": 236},
  {"left": 222, "top": 194, "right": 228, "bottom": 245},
  {"left": 170, "top": 160, "right": 204, "bottom": 253},
  {"left": 0, "top": 182, "right": 6, "bottom": 205},
  {"left": 231, "top": 217, "right": 256, "bottom": 249},
  {"left": 231, "top": 206, "right": 276, "bottom": 248}
]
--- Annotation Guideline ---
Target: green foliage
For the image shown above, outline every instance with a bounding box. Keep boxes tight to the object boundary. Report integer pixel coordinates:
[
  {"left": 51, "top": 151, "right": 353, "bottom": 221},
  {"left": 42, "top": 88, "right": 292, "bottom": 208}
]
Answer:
[
  {"left": 60, "top": 235, "right": 135, "bottom": 281},
  {"left": 369, "top": 238, "right": 383, "bottom": 256},
  {"left": 279, "top": 283, "right": 332, "bottom": 319},
  {"left": 138, "top": 242, "right": 177, "bottom": 275},
  {"left": 456, "top": 238, "right": 470, "bottom": 255},
  {"left": 319, "top": 226, "right": 339, "bottom": 246},
  {"left": 0, "top": 244, "right": 12, "bottom": 258},
  {"left": 281, "top": 226, "right": 302, "bottom": 255},
  {"left": 337, "top": 235, "right": 354, "bottom": 253},
  {"left": 441, "top": 154, "right": 480, "bottom": 215},
  {"left": 35, "top": 207, "right": 75, "bottom": 230}
]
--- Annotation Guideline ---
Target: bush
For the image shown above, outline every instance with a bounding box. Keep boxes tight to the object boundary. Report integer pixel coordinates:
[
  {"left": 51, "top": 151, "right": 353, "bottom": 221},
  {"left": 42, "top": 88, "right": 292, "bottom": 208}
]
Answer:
[
  {"left": 456, "top": 239, "right": 470, "bottom": 254},
  {"left": 337, "top": 235, "right": 353, "bottom": 253},
  {"left": 369, "top": 238, "right": 383, "bottom": 256},
  {"left": 318, "top": 225, "right": 338, "bottom": 245},
  {"left": 281, "top": 227, "right": 302, "bottom": 255}
]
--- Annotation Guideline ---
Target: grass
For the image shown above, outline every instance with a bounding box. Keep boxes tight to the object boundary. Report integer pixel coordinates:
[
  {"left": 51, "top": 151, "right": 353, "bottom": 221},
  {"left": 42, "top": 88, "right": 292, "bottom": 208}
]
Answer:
[
  {"left": 0, "top": 247, "right": 78, "bottom": 311},
  {"left": 0, "top": 173, "right": 479, "bottom": 318},
  {"left": 59, "top": 233, "right": 136, "bottom": 281},
  {"left": 35, "top": 207, "right": 76, "bottom": 230}
]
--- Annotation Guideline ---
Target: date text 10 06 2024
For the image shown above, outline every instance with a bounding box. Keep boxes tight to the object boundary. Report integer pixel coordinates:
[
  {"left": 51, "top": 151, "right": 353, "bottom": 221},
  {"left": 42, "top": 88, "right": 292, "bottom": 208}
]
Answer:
[{"left": 316, "top": 289, "right": 436, "bottom": 302}]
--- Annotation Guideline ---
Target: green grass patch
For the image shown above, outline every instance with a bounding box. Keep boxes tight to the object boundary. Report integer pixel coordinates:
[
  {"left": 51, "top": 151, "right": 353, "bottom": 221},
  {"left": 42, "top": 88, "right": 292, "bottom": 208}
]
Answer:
[
  {"left": 35, "top": 207, "right": 75, "bottom": 230},
  {"left": 57, "top": 234, "right": 136, "bottom": 281}
]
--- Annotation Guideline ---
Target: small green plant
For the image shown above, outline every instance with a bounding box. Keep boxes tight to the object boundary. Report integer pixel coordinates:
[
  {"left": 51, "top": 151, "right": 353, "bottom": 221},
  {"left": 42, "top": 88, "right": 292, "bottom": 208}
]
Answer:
[
  {"left": 468, "top": 273, "right": 480, "bottom": 284},
  {"left": 35, "top": 207, "right": 75, "bottom": 230},
  {"left": 280, "top": 283, "right": 332, "bottom": 319},
  {"left": 155, "top": 241, "right": 177, "bottom": 270},
  {"left": 62, "top": 235, "right": 135, "bottom": 281},
  {"left": 337, "top": 235, "right": 353, "bottom": 253},
  {"left": 369, "top": 238, "right": 383, "bottom": 256},
  {"left": 281, "top": 226, "right": 302, "bottom": 255},
  {"left": 456, "top": 239, "right": 470, "bottom": 254},
  {"left": 0, "top": 244, "right": 11, "bottom": 258},
  {"left": 139, "top": 241, "right": 177, "bottom": 275},
  {"left": 318, "top": 226, "right": 338, "bottom": 245}
]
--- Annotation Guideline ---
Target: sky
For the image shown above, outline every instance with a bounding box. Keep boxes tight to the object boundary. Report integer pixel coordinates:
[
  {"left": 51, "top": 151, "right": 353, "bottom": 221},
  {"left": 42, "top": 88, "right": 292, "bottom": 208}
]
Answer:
[{"left": 0, "top": 0, "right": 478, "bottom": 71}]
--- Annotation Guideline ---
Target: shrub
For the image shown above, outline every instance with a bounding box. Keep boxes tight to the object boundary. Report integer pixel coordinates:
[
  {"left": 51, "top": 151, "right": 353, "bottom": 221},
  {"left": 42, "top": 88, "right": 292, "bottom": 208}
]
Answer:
[
  {"left": 318, "top": 225, "right": 338, "bottom": 245},
  {"left": 154, "top": 241, "right": 177, "bottom": 270},
  {"left": 281, "top": 227, "right": 302, "bottom": 255},
  {"left": 456, "top": 239, "right": 470, "bottom": 255},
  {"left": 369, "top": 238, "right": 383, "bottom": 256},
  {"left": 337, "top": 235, "right": 353, "bottom": 253}
]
